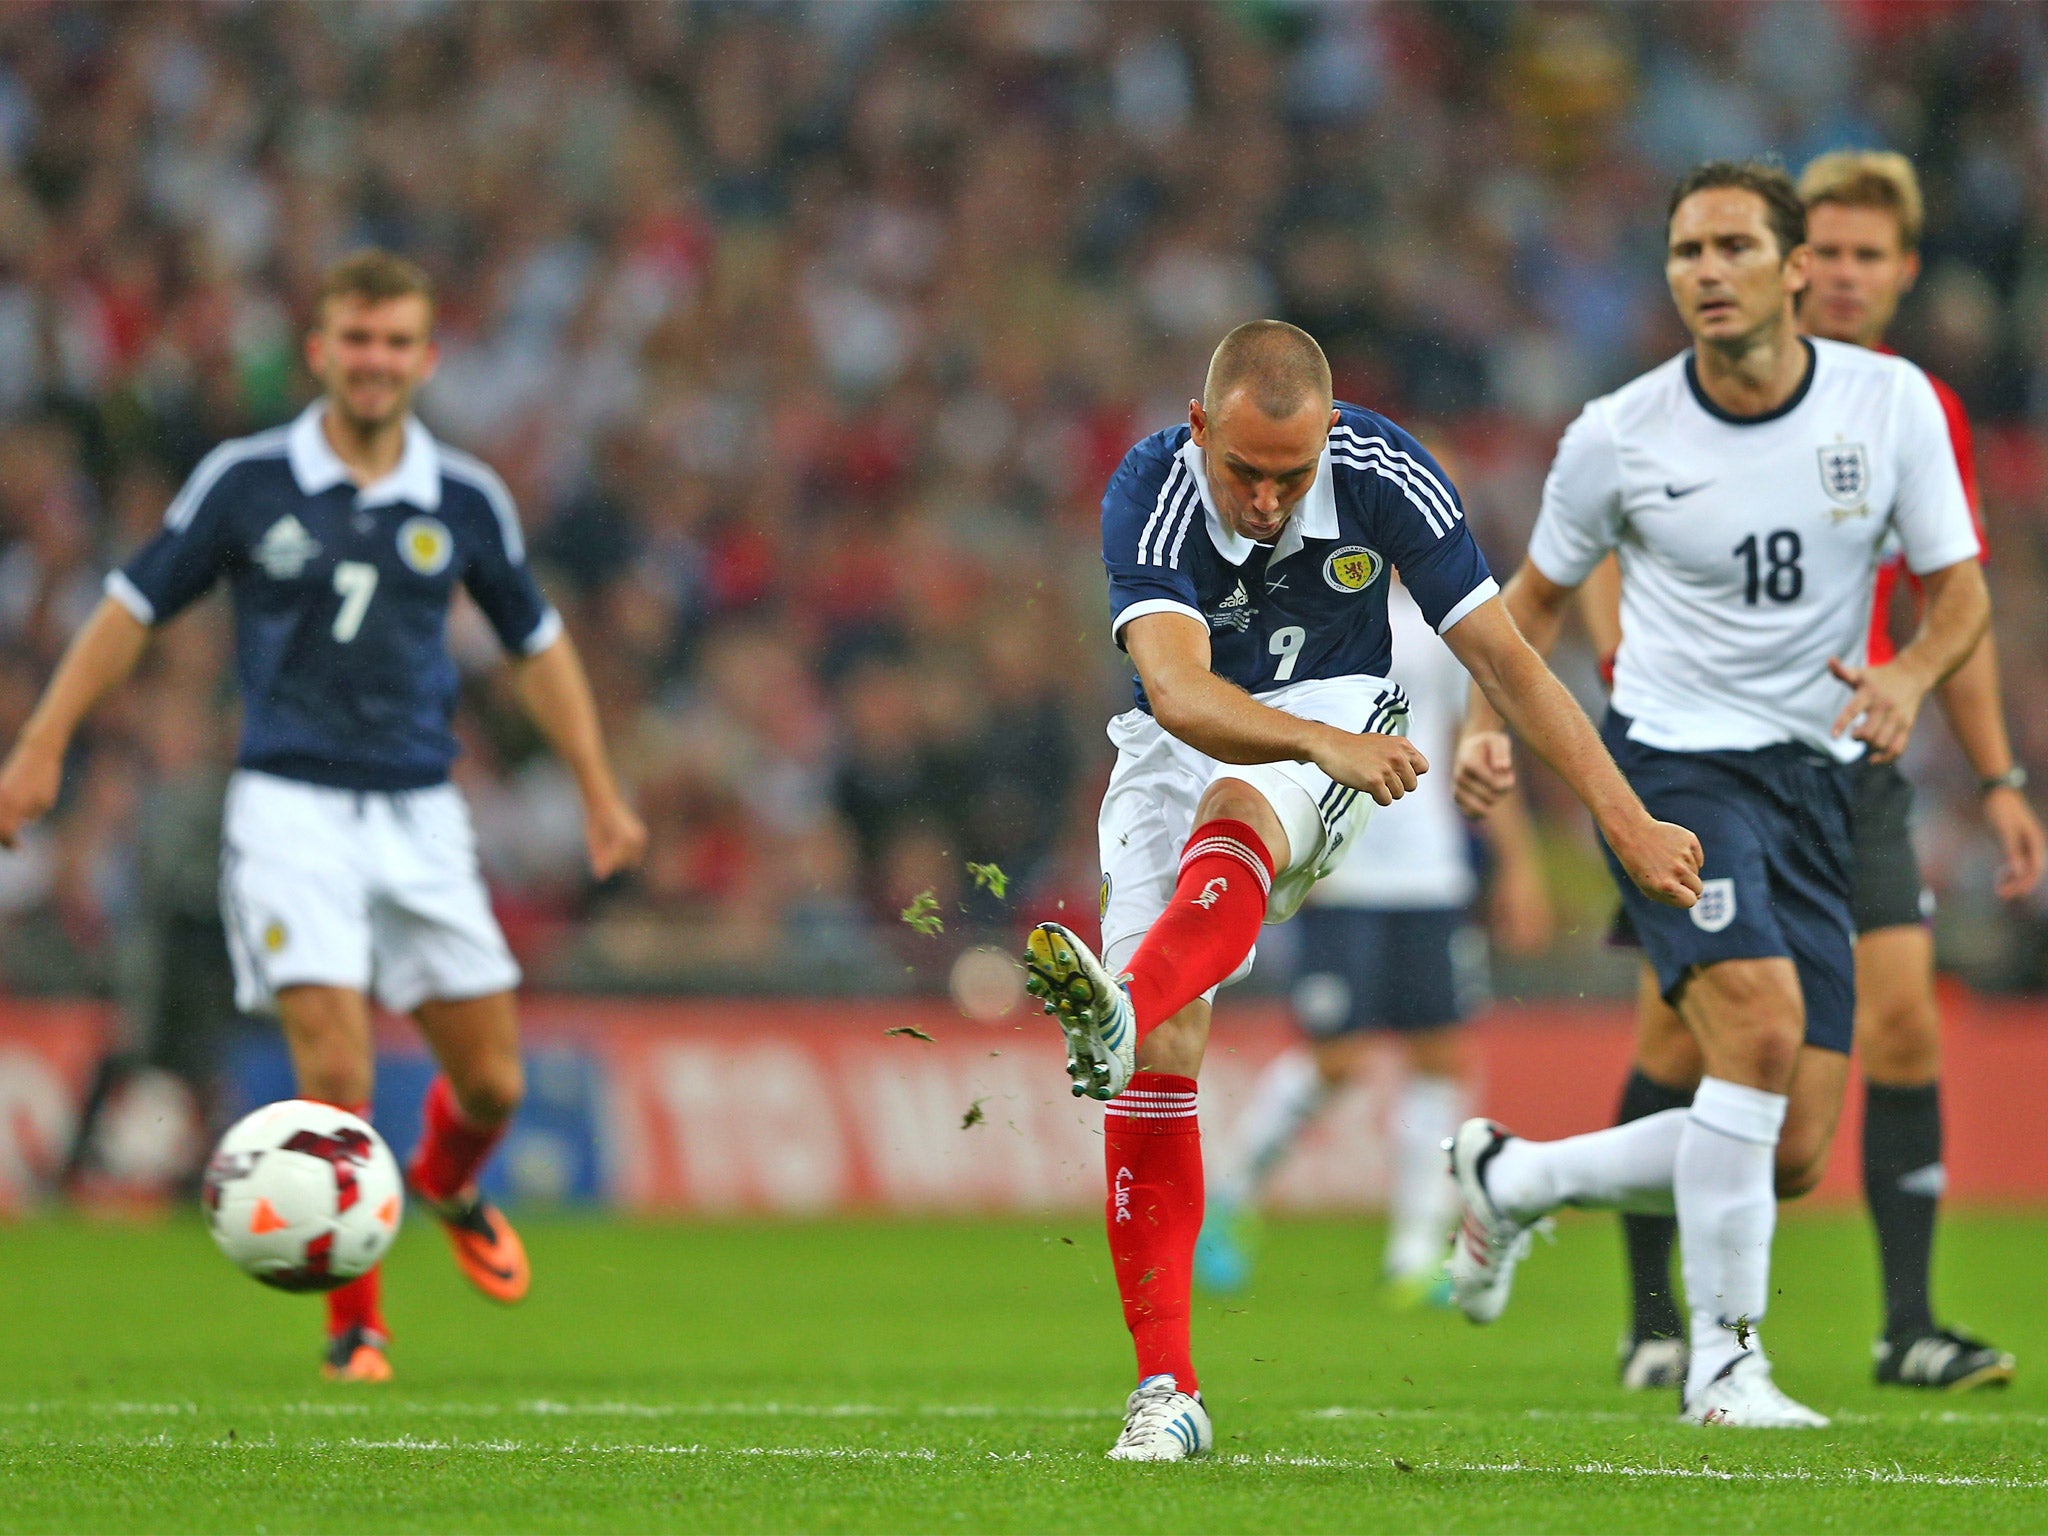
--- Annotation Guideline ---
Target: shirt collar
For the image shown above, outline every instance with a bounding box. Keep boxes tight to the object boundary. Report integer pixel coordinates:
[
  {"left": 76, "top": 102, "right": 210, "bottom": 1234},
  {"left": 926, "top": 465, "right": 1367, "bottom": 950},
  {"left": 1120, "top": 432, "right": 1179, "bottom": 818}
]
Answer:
[
  {"left": 1177, "top": 436, "right": 1339, "bottom": 565},
  {"left": 287, "top": 400, "right": 443, "bottom": 511}
]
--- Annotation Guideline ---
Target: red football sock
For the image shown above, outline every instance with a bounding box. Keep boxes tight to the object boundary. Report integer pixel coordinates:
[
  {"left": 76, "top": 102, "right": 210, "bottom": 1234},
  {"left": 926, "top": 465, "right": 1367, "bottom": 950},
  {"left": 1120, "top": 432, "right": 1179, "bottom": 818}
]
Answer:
[
  {"left": 407, "top": 1074, "right": 507, "bottom": 1206},
  {"left": 1105, "top": 1071, "right": 1203, "bottom": 1393},
  {"left": 319, "top": 1100, "right": 387, "bottom": 1344},
  {"left": 1123, "top": 819, "right": 1272, "bottom": 1041}
]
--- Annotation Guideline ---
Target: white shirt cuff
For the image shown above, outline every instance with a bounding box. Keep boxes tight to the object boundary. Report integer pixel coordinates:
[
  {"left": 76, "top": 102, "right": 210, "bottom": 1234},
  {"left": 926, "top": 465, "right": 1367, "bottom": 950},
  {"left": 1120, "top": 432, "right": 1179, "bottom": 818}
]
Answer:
[
  {"left": 104, "top": 571, "right": 155, "bottom": 625},
  {"left": 1110, "top": 598, "right": 1206, "bottom": 647},
  {"left": 1904, "top": 542, "right": 1986, "bottom": 579},
  {"left": 1434, "top": 577, "right": 1500, "bottom": 635},
  {"left": 521, "top": 606, "right": 564, "bottom": 656}
]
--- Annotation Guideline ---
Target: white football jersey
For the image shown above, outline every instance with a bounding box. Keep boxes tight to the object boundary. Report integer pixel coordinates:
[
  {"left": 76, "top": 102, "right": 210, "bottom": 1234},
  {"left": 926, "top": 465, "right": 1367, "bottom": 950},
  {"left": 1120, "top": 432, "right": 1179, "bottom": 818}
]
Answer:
[
  {"left": 1528, "top": 338, "right": 1979, "bottom": 761},
  {"left": 1311, "top": 581, "right": 1477, "bottom": 911}
]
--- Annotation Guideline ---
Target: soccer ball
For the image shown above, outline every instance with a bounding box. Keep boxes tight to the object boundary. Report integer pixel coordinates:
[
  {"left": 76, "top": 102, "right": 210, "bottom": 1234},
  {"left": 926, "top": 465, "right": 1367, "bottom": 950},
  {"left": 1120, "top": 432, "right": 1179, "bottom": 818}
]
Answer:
[{"left": 202, "top": 1100, "right": 404, "bottom": 1292}]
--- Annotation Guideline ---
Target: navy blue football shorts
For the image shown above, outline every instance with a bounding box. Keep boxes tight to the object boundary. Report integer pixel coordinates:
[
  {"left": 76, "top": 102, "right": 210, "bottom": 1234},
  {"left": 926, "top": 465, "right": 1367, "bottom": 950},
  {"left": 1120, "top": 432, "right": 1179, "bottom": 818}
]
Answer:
[
  {"left": 1600, "top": 711, "right": 1856, "bottom": 1055},
  {"left": 1290, "top": 906, "right": 1486, "bottom": 1037}
]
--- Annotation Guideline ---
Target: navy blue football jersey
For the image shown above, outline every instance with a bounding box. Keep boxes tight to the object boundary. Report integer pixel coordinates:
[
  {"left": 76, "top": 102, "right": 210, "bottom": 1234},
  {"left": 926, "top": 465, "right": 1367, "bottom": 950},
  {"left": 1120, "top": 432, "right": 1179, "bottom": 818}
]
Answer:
[
  {"left": 109, "top": 403, "right": 561, "bottom": 790},
  {"left": 1102, "top": 403, "right": 1495, "bottom": 711}
]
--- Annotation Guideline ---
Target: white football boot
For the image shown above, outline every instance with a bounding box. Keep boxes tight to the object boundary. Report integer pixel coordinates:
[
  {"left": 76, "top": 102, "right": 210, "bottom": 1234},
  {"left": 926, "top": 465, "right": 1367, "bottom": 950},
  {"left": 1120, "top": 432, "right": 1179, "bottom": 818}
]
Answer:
[
  {"left": 1685, "top": 1350, "right": 1830, "bottom": 1428},
  {"left": 1444, "top": 1118, "right": 1536, "bottom": 1324},
  {"left": 1106, "top": 1374, "right": 1213, "bottom": 1462},
  {"left": 1023, "top": 922, "right": 1136, "bottom": 1102},
  {"left": 1619, "top": 1335, "right": 1689, "bottom": 1392}
]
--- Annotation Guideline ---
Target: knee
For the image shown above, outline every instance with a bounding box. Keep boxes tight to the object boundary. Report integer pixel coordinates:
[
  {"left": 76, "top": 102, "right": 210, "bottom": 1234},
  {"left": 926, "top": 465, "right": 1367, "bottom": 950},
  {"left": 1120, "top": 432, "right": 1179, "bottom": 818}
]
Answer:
[
  {"left": 301, "top": 1058, "right": 375, "bottom": 1110},
  {"left": 1196, "top": 780, "right": 1262, "bottom": 825},
  {"left": 1774, "top": 1149, "right": 1828, "bottom": 1200},
  {"left": 1856, "top": 995, "right": 1941, "bottom": 1085},
  {"left": 1773, "top": 1124, "right": 1834, "bottom": 1200},
  {"left": 1687, "top": 968, "right": 1804, "bottom": 1087},
  {"left": 1748, "top": 1030, "right": 1804, "bottom": 1090},
  {"left": 450, "top": 1057, "right": 524, "bottom": 1126}
]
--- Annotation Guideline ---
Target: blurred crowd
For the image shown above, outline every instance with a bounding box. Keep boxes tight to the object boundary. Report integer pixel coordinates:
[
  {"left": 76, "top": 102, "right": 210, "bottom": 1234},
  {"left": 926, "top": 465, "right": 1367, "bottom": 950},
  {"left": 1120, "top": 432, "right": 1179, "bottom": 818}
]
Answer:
[{"left": 1, "top": 0, "right": 2046, "bottom": 996}]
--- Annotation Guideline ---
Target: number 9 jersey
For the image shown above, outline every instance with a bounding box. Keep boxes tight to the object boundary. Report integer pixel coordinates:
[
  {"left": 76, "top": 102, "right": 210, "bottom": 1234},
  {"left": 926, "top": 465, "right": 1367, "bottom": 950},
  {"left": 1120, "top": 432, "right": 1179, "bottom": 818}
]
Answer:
[
  {"left": 108, "top": 402, "right": 561, "bottom": 791},
  {"left": 1101, "top": 402, "right": 1495, "bottom": 712},
  {"left": 1527, "top": 338, "right": 1981, "bottom": 762}
]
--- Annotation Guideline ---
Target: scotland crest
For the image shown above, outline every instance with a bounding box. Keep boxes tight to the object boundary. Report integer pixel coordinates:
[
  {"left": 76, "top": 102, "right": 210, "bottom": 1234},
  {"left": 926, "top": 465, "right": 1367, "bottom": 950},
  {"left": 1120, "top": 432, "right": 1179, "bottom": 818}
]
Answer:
[
  {"left": 1817, "top": 443, "right": 1868, "bottom": 506},
  {"left": 1689, "top": 877, "right": 1737, "bottom": 934}
]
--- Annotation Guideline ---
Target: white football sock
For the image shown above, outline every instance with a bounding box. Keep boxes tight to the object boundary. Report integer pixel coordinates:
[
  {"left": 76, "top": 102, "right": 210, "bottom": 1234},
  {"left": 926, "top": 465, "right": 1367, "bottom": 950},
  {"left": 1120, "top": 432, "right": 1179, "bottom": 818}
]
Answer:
[
  {"left": 1212, "top": 1047, "right": 1326, "bottom": 1209},
  {"left": 1385, "top": 1071, "right": 1464, "bottom": 1279},
  {"left": 1483, "top": 1108, "right": 1689, "bottom": 1223},
  {"left": 1677, "top": 1076, "right": 1789, "bottom": 1399}
]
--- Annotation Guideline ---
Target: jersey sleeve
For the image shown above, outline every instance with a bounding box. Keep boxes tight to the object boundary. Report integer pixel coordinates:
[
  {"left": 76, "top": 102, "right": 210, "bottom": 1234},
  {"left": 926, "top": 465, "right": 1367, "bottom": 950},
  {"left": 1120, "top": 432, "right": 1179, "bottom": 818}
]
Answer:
[
  {"left": 1525, "top": 400, "right": 1624, "bottom": 588},
  {"left": 1890, "top": 366, "right": 1981, "bottom": 577},
  {"left": 455, "top": 469, "right": 562, "bottom": 656},
  {"left": 1102, "top": 442, "right": 1204, "bottom": 647},
  {"left": 1925, "top": 372, "right": 1986, "bottom": 559},
  {"left": 106, "top": 446, "right": 244, "bottom": 625},
  {"left": 1353, "top": 420, "right": 1496, "bottom": 635}
]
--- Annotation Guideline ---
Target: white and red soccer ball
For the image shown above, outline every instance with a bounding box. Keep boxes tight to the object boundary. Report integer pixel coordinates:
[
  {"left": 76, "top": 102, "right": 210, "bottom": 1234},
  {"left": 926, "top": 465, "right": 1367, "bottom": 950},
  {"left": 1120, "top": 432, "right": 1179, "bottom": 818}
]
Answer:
[{"left": 202, "top": 1100, "right": 404, "bottom": 1291}]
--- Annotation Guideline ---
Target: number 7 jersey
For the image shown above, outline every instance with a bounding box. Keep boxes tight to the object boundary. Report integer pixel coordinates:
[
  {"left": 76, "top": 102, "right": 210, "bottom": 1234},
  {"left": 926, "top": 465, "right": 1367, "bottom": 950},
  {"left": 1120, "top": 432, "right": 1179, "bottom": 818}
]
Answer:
[
  {"left": 108, "top": 402, "right": 561, "bottom": 791},
  {"left": 1527, "top": 338, "right": 1980, "bottom": 761},
  {"left": 1101, "top": 403, "right": 1496, "bottom": 714}
]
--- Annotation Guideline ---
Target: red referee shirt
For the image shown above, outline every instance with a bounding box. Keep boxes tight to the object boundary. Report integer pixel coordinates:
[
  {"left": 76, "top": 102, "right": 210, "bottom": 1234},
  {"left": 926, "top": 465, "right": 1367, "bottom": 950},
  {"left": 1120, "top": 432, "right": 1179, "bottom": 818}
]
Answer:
[{"left": 1869, "top": 359, "right": 1987, "bottom": 665}]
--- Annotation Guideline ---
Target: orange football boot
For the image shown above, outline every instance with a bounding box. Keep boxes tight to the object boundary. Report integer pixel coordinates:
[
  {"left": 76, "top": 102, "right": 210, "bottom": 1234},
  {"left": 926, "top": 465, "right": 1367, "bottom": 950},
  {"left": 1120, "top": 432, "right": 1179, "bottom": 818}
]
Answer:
[
  {"left": 322, "top": 1326, "right": 393, "bottom": 1383},
  {"left": 432, "top": 1190, "right": 530, "bottom": 1304}
]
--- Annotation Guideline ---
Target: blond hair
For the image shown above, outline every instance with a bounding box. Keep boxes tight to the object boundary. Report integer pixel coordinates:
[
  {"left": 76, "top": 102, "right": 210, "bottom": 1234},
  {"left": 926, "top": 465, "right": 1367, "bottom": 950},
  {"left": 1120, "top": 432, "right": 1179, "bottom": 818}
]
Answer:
[
  {"left": 1798, "top": 150, "right": 1925, "bottom": 250},
  {"left": 316, "top": 249, "right": 434, "bottom": 319}
]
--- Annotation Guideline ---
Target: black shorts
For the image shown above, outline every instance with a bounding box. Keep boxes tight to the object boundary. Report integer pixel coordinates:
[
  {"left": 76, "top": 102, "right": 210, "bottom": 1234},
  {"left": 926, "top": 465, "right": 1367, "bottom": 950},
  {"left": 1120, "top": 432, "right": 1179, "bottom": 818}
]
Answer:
[
  {"left": 1291, "top": 906, "right": 1486, "bottom": 1037},
  {"left": 1850, "top": 757, "right": 1932, "bottom": 932},
  {"left": 1600, "top": 712, "right": 1857, "bottom": 1055}
]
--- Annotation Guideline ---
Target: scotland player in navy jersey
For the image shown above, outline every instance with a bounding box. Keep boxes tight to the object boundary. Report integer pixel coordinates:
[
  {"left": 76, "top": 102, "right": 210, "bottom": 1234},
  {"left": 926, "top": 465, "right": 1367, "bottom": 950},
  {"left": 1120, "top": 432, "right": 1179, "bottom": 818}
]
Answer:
[
  {"left": 1023, "top": 320, "right": 1703, "bottom": 1461},
  {"left": 0, "top": 252, "right": 646, "bottom": 1382}
]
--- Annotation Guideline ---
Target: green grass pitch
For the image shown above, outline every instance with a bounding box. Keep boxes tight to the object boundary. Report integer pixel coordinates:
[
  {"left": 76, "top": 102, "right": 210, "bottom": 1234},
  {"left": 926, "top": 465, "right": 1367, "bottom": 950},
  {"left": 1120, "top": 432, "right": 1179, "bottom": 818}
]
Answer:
[{"left": 4, "top": 1209, "right": 2045, "bottom": 1532}]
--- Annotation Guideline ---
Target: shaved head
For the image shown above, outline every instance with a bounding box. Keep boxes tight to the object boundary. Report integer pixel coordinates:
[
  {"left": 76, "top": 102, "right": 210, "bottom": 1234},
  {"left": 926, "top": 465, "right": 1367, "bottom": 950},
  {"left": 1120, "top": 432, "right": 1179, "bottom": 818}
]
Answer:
[{"left": 1202, "top": 320, "right": 1333, "bottom": 420}]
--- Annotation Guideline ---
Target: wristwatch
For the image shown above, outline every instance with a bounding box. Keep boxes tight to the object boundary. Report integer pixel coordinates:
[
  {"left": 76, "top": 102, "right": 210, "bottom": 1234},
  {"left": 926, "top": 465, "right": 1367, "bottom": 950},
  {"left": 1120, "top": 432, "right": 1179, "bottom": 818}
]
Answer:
[{"left": 1980, "top": 766, "right": 2029, "bottom": 794}]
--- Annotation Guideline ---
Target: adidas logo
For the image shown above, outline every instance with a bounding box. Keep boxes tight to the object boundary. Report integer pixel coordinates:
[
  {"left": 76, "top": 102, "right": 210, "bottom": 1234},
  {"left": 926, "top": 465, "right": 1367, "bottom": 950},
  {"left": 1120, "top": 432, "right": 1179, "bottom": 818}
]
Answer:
[
  {"left": 1207, "top": 581, "right": 1254, "bottom": 633},
  {"left": 255, "top": 515, "right": 322, "bottom": 579}
]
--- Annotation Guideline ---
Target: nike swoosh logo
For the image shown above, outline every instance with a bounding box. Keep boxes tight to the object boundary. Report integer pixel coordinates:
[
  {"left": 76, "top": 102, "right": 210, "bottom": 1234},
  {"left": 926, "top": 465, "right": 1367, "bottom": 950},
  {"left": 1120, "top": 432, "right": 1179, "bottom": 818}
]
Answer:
[{"left": 1664, "top": 481, "right": 1713, "bottom": 499}]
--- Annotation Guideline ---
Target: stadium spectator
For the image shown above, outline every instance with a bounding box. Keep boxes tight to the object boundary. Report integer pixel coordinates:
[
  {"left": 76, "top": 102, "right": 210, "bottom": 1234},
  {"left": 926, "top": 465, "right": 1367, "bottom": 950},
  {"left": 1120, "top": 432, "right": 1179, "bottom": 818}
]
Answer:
[{"left": 0, "top": 1, "right": 2043, "bottom": 990}]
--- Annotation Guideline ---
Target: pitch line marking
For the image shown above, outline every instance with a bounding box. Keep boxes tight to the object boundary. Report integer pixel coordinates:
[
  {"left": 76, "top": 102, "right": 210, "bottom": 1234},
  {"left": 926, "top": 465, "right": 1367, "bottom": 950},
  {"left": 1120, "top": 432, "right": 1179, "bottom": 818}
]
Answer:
[
  {"left": 72, "top": 1438, "right": 2048, "bottom": 1488},
  {"left": 6, "top": 1424, "right": 2046, "bottom": 1486}
]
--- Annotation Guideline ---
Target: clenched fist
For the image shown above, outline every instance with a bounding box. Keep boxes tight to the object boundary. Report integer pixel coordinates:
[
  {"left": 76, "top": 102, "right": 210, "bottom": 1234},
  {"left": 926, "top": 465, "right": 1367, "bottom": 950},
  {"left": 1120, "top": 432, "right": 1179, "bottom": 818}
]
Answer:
[
  {"left": 1608, "top": 815, "right": 1705, "bottom": 909},
  {"left": 1454, "top": 729, "right": 1515, "bottom": 819},
  {"left": 0, "top": 739, "right": 62, "bottom": 849},
  {"left": 1311, "top": 730, "right": 1430, "bottom": 807}
]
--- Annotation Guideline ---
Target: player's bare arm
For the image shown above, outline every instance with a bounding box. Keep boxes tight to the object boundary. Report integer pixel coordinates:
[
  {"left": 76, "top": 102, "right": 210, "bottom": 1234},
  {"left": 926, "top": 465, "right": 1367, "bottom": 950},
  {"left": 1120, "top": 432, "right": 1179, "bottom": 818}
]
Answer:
[
  {"left": 1446, "top": 574, "right": 1702, "bottom": 909},
  {"left": 1930, "top": 632, "right": 2047, "bottom": 897},
  {"left": 508, "top": 631, "right": 647, "bottom": 880},
  {"left": 1577, "top": 553, "right": 1623, "bottom": 672},
  {"left": 1826, "top": 556, "right": 1988, "bottom": 763},
  {"left": 0, "top": 596, "right": 151, "bottom": 846},
  {"left": 1477, "top": 781, "right": 1555, "bottom": 957},
  {"left": 1123, "top": 610, "right": 1427, "bottom": 808}
]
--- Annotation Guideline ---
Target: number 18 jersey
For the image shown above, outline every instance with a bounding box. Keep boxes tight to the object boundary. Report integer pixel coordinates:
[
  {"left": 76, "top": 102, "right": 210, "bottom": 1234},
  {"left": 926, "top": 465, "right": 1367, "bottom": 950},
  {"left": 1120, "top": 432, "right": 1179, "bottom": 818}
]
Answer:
[{"left": 1527, "top": 338, "right": 1979, "bottom": 762}]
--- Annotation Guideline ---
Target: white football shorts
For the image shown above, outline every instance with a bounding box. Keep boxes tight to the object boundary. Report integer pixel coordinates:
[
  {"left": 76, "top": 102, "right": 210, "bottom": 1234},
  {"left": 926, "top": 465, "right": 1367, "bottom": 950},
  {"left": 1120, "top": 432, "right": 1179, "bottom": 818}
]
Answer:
[
  {"left": 1097, "top": 673, "right": 1412, "bottom": 980},
  {"left": 220, "top": 769, "right": 521, "bottom": 1016}
]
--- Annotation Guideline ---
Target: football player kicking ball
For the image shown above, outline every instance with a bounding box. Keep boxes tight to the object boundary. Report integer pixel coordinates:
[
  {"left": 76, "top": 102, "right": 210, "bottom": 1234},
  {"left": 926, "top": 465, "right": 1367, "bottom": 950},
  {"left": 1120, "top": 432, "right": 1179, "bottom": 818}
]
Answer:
[
  {"left": 0, "top": 252, "right": 646, "bottom": 1381},
  {"left": 1022, "top": 320, "right": 1702, "bottom": 1461},
  {"left": 1590, "top": 150, "right": 2042, "bottom": 1396},
  {"left": 1450, "top": 162, "right": 1989, "bottom": 1428}
]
